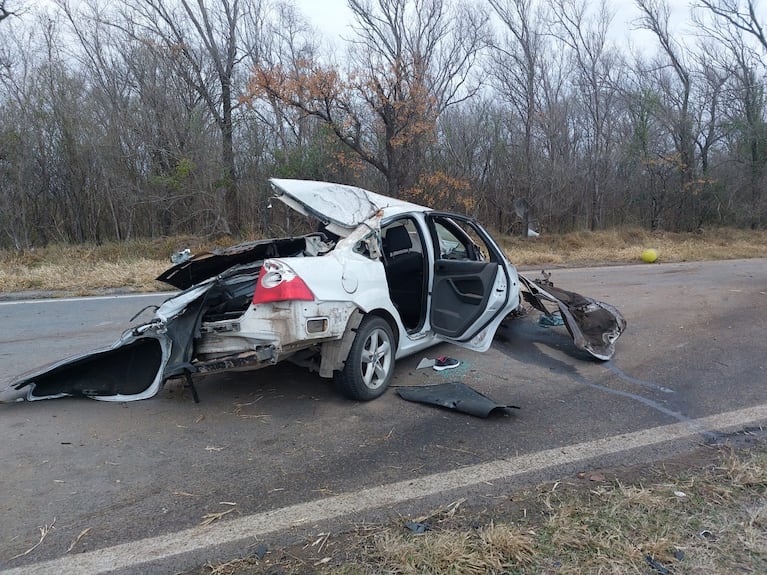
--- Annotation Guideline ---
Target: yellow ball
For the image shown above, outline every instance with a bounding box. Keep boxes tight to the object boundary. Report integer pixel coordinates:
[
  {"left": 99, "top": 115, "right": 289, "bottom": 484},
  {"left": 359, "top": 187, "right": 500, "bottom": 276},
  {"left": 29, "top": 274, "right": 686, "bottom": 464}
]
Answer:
[{"left": 641, "top": 248, "right": 658, "bottom": 263}]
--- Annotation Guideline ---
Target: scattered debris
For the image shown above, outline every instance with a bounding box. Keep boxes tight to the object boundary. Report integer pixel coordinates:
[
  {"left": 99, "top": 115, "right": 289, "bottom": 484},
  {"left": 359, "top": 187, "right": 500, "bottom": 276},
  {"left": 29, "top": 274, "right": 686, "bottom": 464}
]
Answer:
[
  {"left": 253, "top": 543, "right": 268, "bottom": 560},
  {"left": 538, "top": 313, "right": 564, "bottom": 327},
  {"left": 645, "top": 554, "right": 671, "bottom": 575},
  {"left": 416, "top": 357, "right": 436, "bottom": 369},
  {"left": 397, "top": 382, "right": 519, "bottom": 417},
  {"left": 170, "top": 248, "right": 192, "bottom": 264},
  {"left": 404, "top": 521, "right": 431, "bottom": 534},
  {"left": 519, "top": 274, "right": 626, "bottom": 360}
]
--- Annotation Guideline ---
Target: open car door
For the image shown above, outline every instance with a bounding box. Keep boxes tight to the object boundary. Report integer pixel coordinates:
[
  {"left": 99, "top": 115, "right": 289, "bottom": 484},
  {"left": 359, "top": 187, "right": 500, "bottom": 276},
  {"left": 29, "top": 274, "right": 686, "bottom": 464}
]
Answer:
[{"left": 427, "top": 214, "right": 521, "bottom": 352}]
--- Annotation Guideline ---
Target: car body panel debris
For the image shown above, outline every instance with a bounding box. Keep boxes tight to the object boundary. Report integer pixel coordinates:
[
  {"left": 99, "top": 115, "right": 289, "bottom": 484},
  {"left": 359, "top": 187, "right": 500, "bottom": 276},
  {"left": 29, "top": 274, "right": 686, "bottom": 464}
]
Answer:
[
  {"left": 396, "top": 382, "right": 519, "bottom": 417},
  {"left": 519, "top": 274, "right": 626, "bottom": 361},
  {"left": 1, "top": 179, "right": 625, "bottom": 404}
]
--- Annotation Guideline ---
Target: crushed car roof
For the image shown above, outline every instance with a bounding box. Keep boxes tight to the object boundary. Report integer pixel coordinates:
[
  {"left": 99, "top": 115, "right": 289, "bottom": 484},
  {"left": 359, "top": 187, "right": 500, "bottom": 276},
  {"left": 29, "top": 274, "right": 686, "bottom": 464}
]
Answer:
[{"left": 269, "top": 178, "right": 428, "bottom": 230}]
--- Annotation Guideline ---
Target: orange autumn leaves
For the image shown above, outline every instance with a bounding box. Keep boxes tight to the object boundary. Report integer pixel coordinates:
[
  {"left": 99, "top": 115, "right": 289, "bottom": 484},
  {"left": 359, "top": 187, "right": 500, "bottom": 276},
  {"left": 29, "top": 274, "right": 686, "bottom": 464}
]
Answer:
[{"left": 245, "top": 56, "right": 442, "bottom": 199}]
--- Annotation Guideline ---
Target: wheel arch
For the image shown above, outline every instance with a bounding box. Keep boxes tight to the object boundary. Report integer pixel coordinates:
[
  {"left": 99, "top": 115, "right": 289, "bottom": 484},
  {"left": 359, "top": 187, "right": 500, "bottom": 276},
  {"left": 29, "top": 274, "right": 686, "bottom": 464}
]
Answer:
[
  {"left": 318, "top": 307, "right": 400, "bottom": 378},
  {"left": 363, "top": 308, "right": 401, "bottom": 349}
]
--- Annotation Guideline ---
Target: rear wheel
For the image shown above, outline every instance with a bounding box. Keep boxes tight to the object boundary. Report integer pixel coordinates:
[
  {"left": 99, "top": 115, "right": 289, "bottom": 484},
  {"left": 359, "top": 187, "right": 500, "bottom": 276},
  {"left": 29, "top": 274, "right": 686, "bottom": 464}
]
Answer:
[{"left": 335, "top": 316, "right": 395, "bottom": 401}]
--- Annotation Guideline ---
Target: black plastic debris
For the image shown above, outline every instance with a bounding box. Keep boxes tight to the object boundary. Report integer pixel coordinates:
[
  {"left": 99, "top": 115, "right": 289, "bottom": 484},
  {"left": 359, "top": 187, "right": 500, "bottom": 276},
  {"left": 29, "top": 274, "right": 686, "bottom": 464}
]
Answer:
[
  {"left": 645, "top": 554, "right": 671, "bottom": 575},
  {"left": 396, "top": 382, "right": 519, "bottom": 418},
  {"left": 404, "top": 521, "right": 431, "bottom": 534}
]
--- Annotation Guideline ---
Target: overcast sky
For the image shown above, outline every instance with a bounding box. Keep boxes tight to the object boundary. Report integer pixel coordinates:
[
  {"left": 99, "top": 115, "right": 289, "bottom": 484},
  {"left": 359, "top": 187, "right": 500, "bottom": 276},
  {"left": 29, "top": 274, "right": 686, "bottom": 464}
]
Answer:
[{"left": 292, "top": 0, "right": 691, "bottom": 54}]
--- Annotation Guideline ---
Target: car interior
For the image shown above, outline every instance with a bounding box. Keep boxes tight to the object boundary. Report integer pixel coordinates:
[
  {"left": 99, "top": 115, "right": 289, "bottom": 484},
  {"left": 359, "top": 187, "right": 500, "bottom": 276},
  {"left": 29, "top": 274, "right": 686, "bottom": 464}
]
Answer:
[{"left": 382, "top": 219, "right": 426, "bottom": 332}]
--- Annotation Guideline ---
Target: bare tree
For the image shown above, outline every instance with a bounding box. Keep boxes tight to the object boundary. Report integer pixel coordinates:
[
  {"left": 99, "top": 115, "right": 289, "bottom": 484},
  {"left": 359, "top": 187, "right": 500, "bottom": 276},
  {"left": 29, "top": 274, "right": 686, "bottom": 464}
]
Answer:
[
  {"left": 488, "top": 0, "right": 547, "bottom": 236},
  {"left": 635, "top": 0, "right": 698, "bottom": 228},
  {"left": 553, "top": 0, "right": 620, "bottom": 231},
  {"left": 693, "top": 1, "right": 767, "bottom": 227},
  {"left": 0, "top": 1, "right": 16, "bottom": 23},
  {"left": 250, "top": 0, "right": 488, "bottom": 199},
  {"left": 696, "top": 0, "right": 767, "bottom": 53},
  {"left": 116, "top": 0, "right": 266, "bottom": 234}
]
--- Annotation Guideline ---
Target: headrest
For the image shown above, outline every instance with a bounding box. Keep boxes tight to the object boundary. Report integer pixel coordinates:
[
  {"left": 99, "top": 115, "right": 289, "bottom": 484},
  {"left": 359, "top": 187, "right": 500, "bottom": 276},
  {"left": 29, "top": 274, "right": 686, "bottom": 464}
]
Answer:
[{"left": 383, "top": 225, "right": 412, "bottom": 255}]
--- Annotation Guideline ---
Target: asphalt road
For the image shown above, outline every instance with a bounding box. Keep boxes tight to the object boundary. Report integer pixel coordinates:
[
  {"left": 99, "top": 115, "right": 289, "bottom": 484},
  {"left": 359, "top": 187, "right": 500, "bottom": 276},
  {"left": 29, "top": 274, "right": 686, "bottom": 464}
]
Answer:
[{"left": 1, "top": 259, "right": 766, "bottom": 574}]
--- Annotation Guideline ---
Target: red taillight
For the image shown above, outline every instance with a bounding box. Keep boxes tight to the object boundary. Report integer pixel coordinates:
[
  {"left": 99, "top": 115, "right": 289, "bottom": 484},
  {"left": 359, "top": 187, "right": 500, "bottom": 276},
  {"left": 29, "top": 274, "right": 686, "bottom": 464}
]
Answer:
[{"left": 252, "top": 260, "right": 315, "bottom": 304}]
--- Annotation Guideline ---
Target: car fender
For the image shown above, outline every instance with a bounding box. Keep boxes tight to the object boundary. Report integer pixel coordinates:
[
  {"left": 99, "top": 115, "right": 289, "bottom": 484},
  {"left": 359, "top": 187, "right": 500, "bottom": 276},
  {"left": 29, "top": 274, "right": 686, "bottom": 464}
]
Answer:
[{"left": 318, "top": 308, "right": 365, "bottom": 377}]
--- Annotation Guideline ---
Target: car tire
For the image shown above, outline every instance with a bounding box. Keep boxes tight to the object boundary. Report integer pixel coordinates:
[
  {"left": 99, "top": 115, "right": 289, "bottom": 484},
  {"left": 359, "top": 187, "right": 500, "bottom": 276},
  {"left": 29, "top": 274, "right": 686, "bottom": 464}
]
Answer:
[{"left": 335, "top": 315, "right": 396, "bottom": 401}]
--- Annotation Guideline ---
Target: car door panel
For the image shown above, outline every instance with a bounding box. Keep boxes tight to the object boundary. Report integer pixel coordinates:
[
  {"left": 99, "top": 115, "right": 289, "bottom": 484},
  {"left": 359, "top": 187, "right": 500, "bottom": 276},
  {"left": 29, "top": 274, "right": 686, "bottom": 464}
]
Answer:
[
  {"left": 431, "top": 260, "right": 499, "bottom": 337},
  {"left": 426, "top": 213, "right": 520, "bottom": 351}
]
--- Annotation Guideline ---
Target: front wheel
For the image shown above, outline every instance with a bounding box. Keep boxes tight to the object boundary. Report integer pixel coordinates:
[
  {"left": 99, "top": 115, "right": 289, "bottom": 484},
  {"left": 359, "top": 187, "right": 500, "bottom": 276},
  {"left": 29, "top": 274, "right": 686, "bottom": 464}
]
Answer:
[{"left": 335, "top": 316, "right": 396, "bottom": 401}]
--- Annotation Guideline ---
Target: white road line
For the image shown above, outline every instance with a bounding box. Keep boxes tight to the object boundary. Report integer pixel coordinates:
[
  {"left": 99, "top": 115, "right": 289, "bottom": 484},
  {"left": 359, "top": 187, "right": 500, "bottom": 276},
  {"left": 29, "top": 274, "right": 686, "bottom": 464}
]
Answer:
[
  {"left": 0, "top": 293, "right": 173, "bottom": 306},
  {"left": 4, "top": 404, "right": 767, "bottom": 575}
]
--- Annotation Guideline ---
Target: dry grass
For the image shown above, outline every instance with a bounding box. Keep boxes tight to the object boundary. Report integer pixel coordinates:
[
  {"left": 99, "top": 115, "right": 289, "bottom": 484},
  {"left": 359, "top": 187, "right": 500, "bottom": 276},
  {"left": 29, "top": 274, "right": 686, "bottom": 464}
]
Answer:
[
  {"left": 199, "top": 443, "right": 767, "bottom": 575},
  {"left": 1, "top": 228, "right": 765, "bottom": 295},
  {"left": 500, "top": 226, "right": 767, "bottom": 267},
  {"left": 0, "top": 258, "right": 170, "bottom": 294},
  {"left": 361, "top": 522, "right": 536, "bottom": 574},
  {"left": 0, "top": 237, "right": 201, "bottom": 294}
]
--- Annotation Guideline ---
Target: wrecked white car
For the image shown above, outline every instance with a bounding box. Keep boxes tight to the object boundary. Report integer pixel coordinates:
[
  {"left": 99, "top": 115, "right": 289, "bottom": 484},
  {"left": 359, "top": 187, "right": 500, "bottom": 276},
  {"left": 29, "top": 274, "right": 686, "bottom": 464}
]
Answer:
[{"left": 1, "top": 179, "right": 626, "bottom": 403}]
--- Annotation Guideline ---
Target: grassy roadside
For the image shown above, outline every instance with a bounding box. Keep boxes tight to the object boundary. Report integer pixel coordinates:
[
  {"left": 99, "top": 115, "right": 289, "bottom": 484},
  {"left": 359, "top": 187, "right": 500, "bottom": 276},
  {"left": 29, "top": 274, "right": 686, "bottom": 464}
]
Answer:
[
  {"left": 199, "top": 441, "right": 767, "bottom": 575},
  {"left": 1, "top": 227, "right": 766, "bottom": 295}
]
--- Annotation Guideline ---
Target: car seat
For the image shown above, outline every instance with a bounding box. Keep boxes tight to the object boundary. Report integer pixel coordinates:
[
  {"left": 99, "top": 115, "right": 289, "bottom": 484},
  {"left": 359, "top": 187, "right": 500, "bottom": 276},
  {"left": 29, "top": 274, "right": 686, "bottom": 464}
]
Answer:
[{"left": 382, "top": 225, "right": 424, "bottom": 329}]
